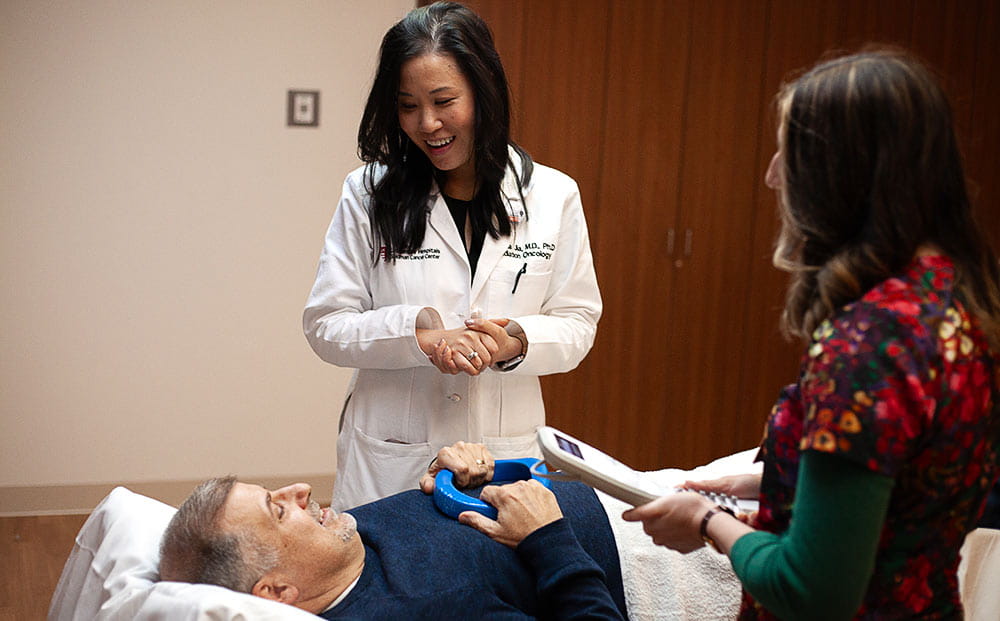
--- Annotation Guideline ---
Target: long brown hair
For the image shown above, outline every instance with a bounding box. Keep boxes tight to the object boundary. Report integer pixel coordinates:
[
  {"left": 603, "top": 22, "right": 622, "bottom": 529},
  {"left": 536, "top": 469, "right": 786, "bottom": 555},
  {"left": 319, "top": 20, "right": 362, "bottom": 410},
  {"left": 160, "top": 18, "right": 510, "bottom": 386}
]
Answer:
[{"left": 772, "top": 49, "right": 1000, "bottom": 348}]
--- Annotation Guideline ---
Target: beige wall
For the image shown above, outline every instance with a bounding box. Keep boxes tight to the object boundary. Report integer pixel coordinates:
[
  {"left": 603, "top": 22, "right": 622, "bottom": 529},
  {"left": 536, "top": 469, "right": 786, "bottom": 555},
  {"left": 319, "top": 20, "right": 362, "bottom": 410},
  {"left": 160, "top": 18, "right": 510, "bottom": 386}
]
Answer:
[{"left": 1, "top": 0, "right": 415, "bottom": 514}]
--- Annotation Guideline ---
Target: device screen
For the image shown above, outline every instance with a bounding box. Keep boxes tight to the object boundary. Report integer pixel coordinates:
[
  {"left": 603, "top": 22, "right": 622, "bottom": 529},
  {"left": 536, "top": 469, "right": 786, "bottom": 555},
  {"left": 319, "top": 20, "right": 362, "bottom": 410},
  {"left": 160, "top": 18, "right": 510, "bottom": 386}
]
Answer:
[{"left": 556, "top": 434, "right": 584, "bottom": 459}]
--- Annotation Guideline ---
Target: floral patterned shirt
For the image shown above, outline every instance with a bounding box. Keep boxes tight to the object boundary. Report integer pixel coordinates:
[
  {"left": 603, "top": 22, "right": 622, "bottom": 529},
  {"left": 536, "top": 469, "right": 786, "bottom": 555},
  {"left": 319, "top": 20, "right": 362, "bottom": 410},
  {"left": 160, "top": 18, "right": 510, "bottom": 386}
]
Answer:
[{"left": 742, "top": 255, "right": 999, "bottom": 620}]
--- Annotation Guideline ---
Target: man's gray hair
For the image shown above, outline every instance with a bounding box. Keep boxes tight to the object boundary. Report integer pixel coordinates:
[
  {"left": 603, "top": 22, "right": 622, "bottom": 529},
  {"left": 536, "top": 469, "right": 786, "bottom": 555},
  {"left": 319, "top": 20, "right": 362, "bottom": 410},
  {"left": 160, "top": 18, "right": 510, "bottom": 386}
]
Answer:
[{"left": 158, "top": 475, "right": 279, "bottom": 593}]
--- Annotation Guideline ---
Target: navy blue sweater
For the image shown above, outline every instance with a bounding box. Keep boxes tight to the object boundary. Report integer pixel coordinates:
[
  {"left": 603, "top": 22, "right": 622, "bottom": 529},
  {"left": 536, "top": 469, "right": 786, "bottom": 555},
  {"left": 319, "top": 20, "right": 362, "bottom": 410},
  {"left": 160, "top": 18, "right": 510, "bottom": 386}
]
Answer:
[{"left": 319, "top": 481, "right": 626, "bottom": 620}]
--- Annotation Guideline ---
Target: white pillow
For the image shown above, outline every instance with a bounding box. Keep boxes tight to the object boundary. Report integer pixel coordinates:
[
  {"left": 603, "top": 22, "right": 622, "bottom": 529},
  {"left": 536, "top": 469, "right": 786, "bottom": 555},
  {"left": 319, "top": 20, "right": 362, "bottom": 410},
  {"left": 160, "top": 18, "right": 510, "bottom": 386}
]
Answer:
[{"left": 48, "top": 486, "right": 317, "bottom": 620}]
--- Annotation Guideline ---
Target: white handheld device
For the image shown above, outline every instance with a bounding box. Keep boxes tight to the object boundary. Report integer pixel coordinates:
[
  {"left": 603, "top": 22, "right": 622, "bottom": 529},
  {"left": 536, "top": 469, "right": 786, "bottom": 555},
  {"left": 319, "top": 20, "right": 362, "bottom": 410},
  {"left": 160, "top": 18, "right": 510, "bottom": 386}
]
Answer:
[{"left": 534, "top": 426, "right": 756, "bottom": 512}]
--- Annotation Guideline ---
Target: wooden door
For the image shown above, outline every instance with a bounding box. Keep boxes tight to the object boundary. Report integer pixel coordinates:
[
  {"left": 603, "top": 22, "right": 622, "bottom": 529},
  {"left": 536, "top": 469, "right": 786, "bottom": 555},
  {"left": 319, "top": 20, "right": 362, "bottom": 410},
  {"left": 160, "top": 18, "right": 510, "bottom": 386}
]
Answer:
[
  {"left": 658, "top": 0, "right": 769, "bottom": 468},
  {"left": 466, "top": 0, "right": 632, "bottom": 457},
  {"left": 431, "top": 0, "right": 1000, "bottom": 471}
]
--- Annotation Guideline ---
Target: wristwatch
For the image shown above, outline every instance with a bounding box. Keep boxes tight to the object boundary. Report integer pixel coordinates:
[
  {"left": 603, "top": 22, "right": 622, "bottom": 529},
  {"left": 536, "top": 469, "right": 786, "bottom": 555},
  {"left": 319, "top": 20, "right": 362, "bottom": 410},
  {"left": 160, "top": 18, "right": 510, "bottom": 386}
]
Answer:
[
  {"left": 495, "top": 327, "right": 527, "bottom": 371},
  {"left": 700, "top": 504, "right": 736, "bottom": 553}
]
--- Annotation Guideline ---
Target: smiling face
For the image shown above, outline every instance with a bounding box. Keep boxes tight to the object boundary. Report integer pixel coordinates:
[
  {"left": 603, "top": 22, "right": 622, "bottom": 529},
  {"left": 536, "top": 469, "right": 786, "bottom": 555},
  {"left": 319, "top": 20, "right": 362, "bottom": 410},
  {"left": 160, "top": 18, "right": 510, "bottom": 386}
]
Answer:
[
  {"left": 220, "top": 482, "right": 363, "bottom": 611},
  {"left": 397, "top": 52, "right": 477, "bottom": 198}
]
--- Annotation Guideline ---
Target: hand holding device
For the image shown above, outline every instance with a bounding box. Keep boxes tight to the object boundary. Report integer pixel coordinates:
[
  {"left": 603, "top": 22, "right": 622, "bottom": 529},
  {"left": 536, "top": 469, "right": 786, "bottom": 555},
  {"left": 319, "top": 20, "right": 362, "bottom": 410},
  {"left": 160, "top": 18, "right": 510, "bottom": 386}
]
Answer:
[{"left": 534, "top": 426, "right": 757, "bottom": 513}]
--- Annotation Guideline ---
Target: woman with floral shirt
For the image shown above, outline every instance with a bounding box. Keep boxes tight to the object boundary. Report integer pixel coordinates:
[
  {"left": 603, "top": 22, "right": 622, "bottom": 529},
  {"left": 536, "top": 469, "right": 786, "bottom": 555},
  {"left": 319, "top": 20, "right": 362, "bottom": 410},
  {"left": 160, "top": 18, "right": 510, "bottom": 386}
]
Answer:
[{"left": 624, "top": 49, "right": 1000, "bottom": 619}]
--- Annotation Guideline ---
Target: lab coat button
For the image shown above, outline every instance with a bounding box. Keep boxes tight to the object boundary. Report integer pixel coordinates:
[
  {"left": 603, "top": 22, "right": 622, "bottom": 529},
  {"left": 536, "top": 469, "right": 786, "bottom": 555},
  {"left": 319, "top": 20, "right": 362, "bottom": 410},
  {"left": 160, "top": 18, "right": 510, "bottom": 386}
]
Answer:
[{"left": 447, "top": 393, "right": 461, "bottom": 402}]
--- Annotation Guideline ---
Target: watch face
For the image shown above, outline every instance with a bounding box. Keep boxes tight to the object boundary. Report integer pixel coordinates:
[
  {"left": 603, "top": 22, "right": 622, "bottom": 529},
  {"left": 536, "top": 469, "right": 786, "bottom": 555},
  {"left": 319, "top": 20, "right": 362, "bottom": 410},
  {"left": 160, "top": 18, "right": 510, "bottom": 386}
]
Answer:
[{"left": 497, "top": 354, "right": 525, "bottom": 371}]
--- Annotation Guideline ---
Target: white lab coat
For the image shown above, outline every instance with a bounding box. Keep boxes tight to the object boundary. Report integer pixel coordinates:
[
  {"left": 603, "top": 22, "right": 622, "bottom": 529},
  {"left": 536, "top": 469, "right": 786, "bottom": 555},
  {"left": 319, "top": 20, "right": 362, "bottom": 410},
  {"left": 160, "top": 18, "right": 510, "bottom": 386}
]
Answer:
[{"left": 304, "top": 151, "right": 602, "bottom": 510}]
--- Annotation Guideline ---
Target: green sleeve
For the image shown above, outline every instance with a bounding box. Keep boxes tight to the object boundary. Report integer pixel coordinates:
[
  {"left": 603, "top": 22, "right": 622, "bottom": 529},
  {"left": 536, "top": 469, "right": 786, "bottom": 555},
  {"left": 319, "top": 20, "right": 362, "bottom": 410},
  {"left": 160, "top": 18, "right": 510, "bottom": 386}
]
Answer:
[{"left": 729, "top": 451, "right": 894, "bottom": 621}]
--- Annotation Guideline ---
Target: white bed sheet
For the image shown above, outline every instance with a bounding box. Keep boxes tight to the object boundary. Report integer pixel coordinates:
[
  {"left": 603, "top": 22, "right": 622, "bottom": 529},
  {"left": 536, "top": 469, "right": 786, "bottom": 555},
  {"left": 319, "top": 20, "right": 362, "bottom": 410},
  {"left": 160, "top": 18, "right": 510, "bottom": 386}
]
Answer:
[{"left": 597, "top": 448, "right": 762, "bottom": 620}]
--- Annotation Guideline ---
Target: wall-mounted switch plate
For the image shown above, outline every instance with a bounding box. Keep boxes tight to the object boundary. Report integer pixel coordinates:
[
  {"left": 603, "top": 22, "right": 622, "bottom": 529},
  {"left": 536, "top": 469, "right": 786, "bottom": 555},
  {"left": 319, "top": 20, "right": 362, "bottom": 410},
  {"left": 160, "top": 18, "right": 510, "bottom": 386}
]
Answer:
[{"left": 287, "top": 90, "right": 319, "bottom": 127}]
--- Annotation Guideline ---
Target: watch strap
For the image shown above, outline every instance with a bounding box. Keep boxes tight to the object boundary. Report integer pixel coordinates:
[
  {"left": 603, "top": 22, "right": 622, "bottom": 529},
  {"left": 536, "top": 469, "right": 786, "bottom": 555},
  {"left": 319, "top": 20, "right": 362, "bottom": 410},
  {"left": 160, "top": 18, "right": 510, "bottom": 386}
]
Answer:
[
  {"left": 496, "top": 331, "right": 527, "bottom": 371},
  {"left": 700, "top": 504, "right": 736, "bottom": 553}
]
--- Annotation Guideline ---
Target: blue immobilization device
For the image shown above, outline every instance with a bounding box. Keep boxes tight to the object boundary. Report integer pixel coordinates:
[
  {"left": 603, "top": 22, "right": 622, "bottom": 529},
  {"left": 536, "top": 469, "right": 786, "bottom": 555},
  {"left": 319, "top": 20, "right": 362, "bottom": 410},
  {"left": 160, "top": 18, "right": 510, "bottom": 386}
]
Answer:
[{"left": 433, "top": 457, "right": 551, "bottom": 520}]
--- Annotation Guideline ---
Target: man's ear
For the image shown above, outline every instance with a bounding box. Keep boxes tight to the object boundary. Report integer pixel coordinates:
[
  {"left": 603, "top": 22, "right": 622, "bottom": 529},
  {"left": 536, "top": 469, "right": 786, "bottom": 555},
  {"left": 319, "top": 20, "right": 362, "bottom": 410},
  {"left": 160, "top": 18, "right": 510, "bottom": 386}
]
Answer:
[{"left": 251, "top": 573, "right": 301, "bottom": 604}]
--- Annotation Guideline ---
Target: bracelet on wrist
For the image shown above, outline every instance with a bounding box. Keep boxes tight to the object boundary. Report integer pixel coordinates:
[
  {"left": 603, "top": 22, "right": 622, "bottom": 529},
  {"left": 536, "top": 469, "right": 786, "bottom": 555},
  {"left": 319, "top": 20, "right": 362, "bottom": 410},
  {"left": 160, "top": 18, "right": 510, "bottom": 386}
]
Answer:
[
  {"left": 700, "top": 504, "right": 736, "bottom": 553},
  {"left": 496, "top": 332, "right": 527, "bottom": 371},
  {"left": 513, "top": 332, "right": 527, "bottom": 356}
]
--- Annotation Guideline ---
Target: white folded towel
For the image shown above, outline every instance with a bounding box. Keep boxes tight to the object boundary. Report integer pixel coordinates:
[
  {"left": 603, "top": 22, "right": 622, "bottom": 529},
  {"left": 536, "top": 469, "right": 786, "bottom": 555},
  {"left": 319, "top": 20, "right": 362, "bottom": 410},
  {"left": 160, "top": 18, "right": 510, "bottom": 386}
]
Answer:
[{"left": 598, "top": 449, "right": 762, "bottom": 620}]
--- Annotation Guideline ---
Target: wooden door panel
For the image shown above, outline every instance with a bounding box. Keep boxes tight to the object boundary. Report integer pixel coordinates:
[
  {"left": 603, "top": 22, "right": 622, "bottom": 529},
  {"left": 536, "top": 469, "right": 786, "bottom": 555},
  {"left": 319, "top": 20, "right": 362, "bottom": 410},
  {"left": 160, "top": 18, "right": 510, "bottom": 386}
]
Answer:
[
  {"left": 664, "top": 0, "right": 769, "bottom": 468},
  {"left": 514, "top": 0, "right": 611, "bottom": 210},
  {"left": 741, "top": 0, "right": 1000, "bottom": 457},
  {"left": 509, "top": 1, "right": 614, "bottom": 450},
  {"left": 833, "top": 0, "right": 915, "bottom": 49},
  {"left": 909, "top": 0, "right": 979, "bottom": 134},
  {"left": 450, "top": 0, "right": 998, "bottom": 473},
  {"left": 909, "top": 0, "right": 999, "bottom": 301},
  {"left": 737, "top": 0, "right": 877, "bottom": 467},
  {"left": 543, "top": 0, "right": 696, "bottom": 469},
  {"left": 966, "top": 0, "right": 1000, "bottom": 251},
  {"left": 458, "top": 0, "right": 529, "bottom": 137}
]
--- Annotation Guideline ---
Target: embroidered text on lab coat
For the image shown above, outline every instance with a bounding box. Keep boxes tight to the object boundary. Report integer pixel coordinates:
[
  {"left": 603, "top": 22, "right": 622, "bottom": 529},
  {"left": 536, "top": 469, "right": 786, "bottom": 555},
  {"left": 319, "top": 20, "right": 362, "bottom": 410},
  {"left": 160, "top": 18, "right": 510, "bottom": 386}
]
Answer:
[{"left": 503, "top": 242, "right": 556, "bottom": 261}]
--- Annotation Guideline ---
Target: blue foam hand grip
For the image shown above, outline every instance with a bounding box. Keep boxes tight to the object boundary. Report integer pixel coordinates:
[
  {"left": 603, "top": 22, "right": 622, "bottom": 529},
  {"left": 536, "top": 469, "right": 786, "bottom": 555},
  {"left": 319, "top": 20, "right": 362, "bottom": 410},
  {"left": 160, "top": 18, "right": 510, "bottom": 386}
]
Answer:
[{"left": 433, "top": 458, "right": 550, "bottom": 520}]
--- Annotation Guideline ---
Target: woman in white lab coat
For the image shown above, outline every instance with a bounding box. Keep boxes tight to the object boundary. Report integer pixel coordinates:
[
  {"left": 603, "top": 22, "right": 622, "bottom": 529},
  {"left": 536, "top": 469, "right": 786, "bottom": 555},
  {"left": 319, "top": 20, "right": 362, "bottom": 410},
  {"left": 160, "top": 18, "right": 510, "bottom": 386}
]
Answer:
[{"left": 304, "top": 1, "right": 602, "bottom": 510}]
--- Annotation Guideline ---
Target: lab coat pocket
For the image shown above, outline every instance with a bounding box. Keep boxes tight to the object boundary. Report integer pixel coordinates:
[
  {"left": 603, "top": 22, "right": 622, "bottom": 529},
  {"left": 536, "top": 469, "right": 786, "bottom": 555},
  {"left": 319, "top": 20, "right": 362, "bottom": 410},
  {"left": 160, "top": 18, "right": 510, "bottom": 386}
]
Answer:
[
  {"left": 488, "top": 267, "right": 552, "bottom": 317},
  {"left": 334, "top": 426, "right": 433, "bottom": 510},
  {"left": 483, "top": 433, "right": 542, "bottom": 461},
  {"left": 354, "top": 426, "right": 433, "bottom": 458}
]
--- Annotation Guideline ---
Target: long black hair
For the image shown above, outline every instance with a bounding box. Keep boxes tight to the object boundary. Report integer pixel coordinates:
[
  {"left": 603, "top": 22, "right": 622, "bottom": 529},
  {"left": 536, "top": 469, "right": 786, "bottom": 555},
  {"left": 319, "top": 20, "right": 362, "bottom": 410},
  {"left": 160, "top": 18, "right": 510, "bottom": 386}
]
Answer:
[
  {"left": 773, "top": 48, "right": 1000, "bottom": 347},
  {"left": 358, "top": 1, "right": 532, "bottom": 262}
]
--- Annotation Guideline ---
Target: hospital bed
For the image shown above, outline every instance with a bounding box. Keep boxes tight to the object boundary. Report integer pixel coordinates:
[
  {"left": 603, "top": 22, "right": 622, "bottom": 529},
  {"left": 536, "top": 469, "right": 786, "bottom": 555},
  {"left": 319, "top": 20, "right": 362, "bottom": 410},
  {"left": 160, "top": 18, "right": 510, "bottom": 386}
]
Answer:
[{"left": 47, "top": 449, "right": 999, "bottom": 620}]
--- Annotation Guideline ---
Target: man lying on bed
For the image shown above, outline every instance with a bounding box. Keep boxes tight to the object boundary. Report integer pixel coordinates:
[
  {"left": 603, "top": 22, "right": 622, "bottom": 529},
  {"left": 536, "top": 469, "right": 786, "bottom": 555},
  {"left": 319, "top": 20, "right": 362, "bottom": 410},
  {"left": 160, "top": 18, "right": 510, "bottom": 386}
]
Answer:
[{"left": 158, "top": 441, "right": 628, "bottom": 619}]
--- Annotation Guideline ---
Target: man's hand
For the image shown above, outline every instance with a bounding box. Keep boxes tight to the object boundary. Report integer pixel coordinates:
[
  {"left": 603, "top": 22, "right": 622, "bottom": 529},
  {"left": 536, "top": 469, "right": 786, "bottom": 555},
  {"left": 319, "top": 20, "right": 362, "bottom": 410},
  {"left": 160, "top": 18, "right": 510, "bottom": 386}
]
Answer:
[
  {"left": 419, "top": 441, "right": 494, "bottom": 494},
  {"left": 458, "top": 480, "right": 562, "bottom": 548}
]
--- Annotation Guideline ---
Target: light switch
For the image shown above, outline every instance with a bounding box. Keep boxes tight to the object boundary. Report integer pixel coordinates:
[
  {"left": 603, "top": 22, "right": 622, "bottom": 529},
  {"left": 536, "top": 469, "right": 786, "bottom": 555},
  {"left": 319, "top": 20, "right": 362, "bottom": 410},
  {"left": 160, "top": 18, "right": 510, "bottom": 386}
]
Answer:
[{"left": 287, "top": 90, "right": 319, "bottom": 127}]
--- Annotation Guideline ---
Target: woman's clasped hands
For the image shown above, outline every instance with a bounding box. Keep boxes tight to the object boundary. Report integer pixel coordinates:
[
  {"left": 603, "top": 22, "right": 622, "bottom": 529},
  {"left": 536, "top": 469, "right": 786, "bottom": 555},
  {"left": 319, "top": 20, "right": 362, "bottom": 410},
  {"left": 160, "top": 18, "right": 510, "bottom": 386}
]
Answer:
[{"left": 419, "top": 317, "right": 522, "bottom": 376}]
